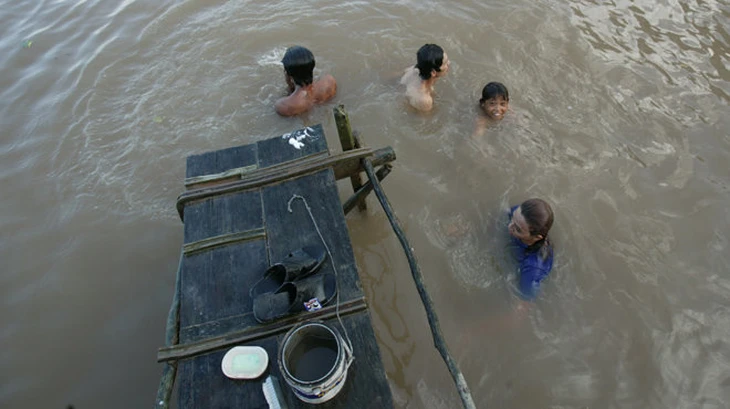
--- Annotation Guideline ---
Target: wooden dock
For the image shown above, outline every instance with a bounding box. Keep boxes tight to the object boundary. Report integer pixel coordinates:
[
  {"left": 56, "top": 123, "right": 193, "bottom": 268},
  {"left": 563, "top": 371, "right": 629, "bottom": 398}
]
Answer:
[{"left": 156, "top": 119, "right": 396, "bottom": 408}]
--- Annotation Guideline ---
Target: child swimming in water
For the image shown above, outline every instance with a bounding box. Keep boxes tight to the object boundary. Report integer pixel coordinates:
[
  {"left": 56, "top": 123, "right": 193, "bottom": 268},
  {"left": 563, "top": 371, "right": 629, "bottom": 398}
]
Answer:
[
  {"left": 508, "top": 198, "right": 554, "bottom": 301},
  {"left": 400, "top": 44, "right": 451, "bottom": 112},
  {"left": 275, "top": 46, "right": 337, "bottom": 117},
  {"left": 472, "top": 81, "right": 510, "bottom": 137}
]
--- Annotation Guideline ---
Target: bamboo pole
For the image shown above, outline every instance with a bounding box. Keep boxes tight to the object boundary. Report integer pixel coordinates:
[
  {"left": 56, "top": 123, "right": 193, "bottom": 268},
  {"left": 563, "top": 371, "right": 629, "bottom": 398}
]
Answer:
[
  {"left": 361, "top": 158, "right": 477, "bottom": 409},
  {"left": 333, "top": 104, "right": 476, "bottom": 409}
]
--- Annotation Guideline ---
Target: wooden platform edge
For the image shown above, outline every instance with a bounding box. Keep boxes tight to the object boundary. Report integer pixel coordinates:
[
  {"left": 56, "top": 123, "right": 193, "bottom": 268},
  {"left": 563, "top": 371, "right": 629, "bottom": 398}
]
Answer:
[
  {"left": 175, "top": 146, "right": 395, "bottom": 220},
  {"left": 157, "top": 296, "right": 368, "bottom": 363}
]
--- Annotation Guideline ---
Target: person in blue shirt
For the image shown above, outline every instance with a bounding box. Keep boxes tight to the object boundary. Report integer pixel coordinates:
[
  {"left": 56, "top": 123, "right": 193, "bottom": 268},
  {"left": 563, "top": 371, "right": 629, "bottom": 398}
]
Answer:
[{"left": 508, "top": 198, "right": 554, "bottom": 301}]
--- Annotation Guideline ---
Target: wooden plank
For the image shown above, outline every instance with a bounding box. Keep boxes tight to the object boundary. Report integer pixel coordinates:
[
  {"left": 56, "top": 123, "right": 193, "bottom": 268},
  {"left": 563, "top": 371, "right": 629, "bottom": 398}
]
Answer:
[
  {"left": 158, "top": 297, "right": 367, "bottom": 362},
  {"left": 185, "top": 151, "right": 329, "bottom": 190},
  {"left": 184, "top": 164, "right": 258, "bottom": 188},
  {"left": 186, "top": 144, "right": 258, "bottom": 179},
  {"left": 179, "top": 240, "right": 268, "bottom": 333},
  {"left": 173, "top": 125, "right": 395, "bottom": 409},
  {"left": 182, "top": 191, "right": 264, "bottom": 245},
  {"left": 343, "top": 164, "right": 392, "bottom": 215},
  {"left": 177, "top": 312, "right": 393, "bottom": 409},
  {"left": 176, "top": 146, "right": 395, "bottom": 220},
  {"left": 261, "top": 169, "right": 363, "bottom": 303},
  {"left": 257, "top": 124, "right": 328, "bottom": 168},
  {"left": 183, "top": 228, "right": 266, "bottom": 256}
]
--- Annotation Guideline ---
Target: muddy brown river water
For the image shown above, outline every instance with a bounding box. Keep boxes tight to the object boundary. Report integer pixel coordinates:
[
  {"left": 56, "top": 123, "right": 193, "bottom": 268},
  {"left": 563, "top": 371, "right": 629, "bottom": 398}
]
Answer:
[{"left": 1, "top": 0, "right": 729, "bottom": 408}]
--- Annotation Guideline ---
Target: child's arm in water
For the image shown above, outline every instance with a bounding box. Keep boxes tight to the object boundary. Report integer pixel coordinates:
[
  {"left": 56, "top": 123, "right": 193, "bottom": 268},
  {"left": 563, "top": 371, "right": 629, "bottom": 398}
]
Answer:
[{"left": 471, "top": 115, "right": 489, "bottom": 139}]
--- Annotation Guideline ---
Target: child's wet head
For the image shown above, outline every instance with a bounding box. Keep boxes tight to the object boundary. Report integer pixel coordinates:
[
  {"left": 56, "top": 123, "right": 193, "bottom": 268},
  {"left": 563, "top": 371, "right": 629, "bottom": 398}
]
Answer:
[{"left": 480, "top": 82, "right": 509, "bottom": 120}]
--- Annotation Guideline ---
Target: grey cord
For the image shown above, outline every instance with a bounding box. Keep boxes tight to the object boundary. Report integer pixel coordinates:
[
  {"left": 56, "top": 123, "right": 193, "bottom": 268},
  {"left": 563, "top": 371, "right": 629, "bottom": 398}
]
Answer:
[{"left": 287, "top": 194, "right": 355, "bottom": 365}]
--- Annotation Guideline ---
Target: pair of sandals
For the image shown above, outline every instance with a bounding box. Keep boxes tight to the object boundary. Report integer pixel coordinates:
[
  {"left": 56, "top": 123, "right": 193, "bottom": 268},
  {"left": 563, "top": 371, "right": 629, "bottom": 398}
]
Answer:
[{"left": 251, "top": 246, "right": 337, "bottom": 323}]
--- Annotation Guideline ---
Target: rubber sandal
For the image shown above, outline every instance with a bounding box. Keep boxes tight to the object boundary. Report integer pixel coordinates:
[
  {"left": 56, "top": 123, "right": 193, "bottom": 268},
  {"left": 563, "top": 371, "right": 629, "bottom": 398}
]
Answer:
[
  {"left": 249, "top": 246, "right": 327, "bottom": 299},
  {"left": 253, "top": 273, "right": 337, "bottom": 323}
]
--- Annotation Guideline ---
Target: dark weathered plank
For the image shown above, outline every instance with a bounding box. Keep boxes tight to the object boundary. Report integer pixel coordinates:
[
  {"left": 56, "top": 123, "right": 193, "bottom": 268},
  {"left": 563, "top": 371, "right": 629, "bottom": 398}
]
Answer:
[
  {"left": 158, "top": 297, "right": 367, "bottom": 362},
  {"left": 186, "top": 144, "right": 259, "bottom": 179},
  {"left": 257, "top": 124, "right": 328, "bottom": 168},
  {"left": 182, "top": 191, "right": 264, "bottom": 245},
  {"left": 176, "top": 147, "right": 396, "bottom": 221},
  {"left": 179, "top": 241, "right": 268, "bottom": 333},
  {"left": 177, "top": 312, "right": 393, "bottom": 409},
  {"left": 183, "top": 228, "right": 266, "bottom": 256},
  {"left": 261, "top": 169, "right": 363, "bottom": 303},
  {"left": 174, "top": 125, "right": 394, "bottom": 408}
]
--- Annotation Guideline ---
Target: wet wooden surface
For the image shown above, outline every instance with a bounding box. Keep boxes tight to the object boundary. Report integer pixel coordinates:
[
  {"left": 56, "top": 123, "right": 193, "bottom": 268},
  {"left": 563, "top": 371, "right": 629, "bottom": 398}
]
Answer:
[{"left": 176, "top": 125, "right": 393, "bottom": 408}]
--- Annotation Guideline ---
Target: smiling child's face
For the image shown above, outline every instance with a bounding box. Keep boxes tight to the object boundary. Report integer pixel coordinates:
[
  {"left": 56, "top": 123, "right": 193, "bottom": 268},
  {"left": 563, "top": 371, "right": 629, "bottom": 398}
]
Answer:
[{"left": 481, "top": 95, "right": 509, "bottom": 120}]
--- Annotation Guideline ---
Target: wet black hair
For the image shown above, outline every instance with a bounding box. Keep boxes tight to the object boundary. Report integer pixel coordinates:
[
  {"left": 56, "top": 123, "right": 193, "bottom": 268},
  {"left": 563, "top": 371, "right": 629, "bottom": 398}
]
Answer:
[
  {"left": 282, "top": 46, "right": 315, "bottom": 87},
  {"left": 521, "top": 198, "right": 554, "bottom": 259},
  {"left": 480, "top": 82, "right": 509, "bottom": 104},
  {"left": 415, "top": 44, "right": 445, "bottom": 81}
]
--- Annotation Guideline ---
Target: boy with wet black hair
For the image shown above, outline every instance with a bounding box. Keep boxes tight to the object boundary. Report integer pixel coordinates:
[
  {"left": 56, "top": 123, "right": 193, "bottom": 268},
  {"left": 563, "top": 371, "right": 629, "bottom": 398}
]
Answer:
[
  {"left": 415, "top": 44, "right": 447, "bottom": 80},
  {"left": 400, "top": 43, "right": 450, "bottom": 112},
  {"left": 275, "top": 45, "right": 337, "bottom": 117},
  {"left": 479, "top": 81, "right": 509, "bottom": 120},
  {"left": 473, "top": 81, "right": 510, "bottom": 137}
]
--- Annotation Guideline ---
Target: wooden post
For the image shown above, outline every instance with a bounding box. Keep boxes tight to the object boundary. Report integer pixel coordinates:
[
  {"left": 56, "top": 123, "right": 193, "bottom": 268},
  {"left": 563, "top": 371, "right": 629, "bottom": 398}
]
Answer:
[
  {"left": 334, "top": 105, "right": 367, "bottom": 211},
  {"left": 343, "top": 165, "right": 392, "bottom": 215}
]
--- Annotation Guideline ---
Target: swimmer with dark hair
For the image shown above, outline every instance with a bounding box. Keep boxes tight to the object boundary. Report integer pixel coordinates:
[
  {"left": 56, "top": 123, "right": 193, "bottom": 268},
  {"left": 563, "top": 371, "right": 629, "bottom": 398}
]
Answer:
[
  {"left": 473, "top": 81, "right": 510, "bottom": 137},
  {"left": 400, "top": 44, "right": 450, "bottom": 112},
  {"left": 275, "top": 46, "right": 337, "bottom": 117}
]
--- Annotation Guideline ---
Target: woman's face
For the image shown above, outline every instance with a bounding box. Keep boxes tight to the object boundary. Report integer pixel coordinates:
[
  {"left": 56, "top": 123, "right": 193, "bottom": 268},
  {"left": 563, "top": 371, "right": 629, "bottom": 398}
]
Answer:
[
  {"left": 509, "top": 206, "right": 541, "bottom": 245},
  {"left": 481, "top": 96, "right": 509, "bottom": 120}
]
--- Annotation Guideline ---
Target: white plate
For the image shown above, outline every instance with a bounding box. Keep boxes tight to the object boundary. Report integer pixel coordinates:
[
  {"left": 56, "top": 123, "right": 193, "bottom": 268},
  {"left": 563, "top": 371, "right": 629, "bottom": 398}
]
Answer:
[{"left": 221, "top": 346, "right": 269, "bottom": 379}]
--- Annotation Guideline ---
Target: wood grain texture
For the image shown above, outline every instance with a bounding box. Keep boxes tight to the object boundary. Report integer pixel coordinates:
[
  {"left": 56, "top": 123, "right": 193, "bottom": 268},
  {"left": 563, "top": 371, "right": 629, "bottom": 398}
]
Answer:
[
  {"left": 177, "top": 313, "right": 393, "bottom": 409},
  {"left": 173, "top": 125, "right": 394, "bottom": 408}
]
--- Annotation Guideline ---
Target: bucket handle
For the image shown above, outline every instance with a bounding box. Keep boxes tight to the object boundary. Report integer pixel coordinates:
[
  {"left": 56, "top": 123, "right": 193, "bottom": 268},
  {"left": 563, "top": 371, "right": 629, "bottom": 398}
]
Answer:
[{"left": 342, "top": 335, "right": 354, "bottom": 370}]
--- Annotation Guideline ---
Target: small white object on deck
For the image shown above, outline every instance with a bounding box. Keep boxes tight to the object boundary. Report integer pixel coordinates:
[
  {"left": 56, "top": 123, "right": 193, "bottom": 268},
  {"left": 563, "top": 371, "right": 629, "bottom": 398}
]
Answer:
[
  {"left": 282, "top": 127, "right": 316, "bottom": 150},
  {"left": 263, "top": 375, "right": 288, "bottom": 409},
  {"left": 221, "top": 346, "right": 269, "bottom": 379}
]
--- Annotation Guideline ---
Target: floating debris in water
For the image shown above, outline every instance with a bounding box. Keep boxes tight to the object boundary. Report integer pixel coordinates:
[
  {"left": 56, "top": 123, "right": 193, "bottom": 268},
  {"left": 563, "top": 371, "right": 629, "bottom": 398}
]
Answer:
[
  {"left": 153, "top": 116, "right": 164, "bottom": 123},
  {"left": 23, "top": 40, "right": 33, "bottom": 48}
]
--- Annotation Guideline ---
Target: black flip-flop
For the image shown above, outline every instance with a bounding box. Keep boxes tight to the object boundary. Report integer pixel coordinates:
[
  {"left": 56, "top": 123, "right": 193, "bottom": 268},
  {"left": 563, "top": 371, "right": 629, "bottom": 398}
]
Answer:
[
  {"left": 249, "top": 246, "right": 327, "bottom": 299},
  {"left": 253, "top": 273, "right": 337, "bottom": 323}
]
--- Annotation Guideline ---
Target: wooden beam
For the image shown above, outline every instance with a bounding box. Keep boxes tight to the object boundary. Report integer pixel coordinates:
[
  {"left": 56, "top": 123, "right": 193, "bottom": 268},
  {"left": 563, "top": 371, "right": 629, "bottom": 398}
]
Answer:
[
  {"left": 334, "top": 105, "right": 366, "bottom": 211},
  {"left": 183, "top": 228, "right": 266, "bottom": 256},
  {"left": 176, "top": 147, "right": 395, "bottom": 220},
  {"left": 343, "top": 165, "right": 392, "bottom": 215},
  {"left": 185, "top": 152, "right": 328, "bottom": 190},
  {"left": 184, "top": 164, "right": 258, "bottom": 189},
  {"left": 157, "top": 297, "right": 368, "bottom": 362}
]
